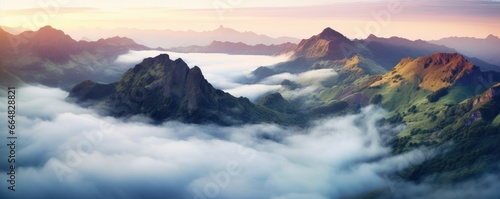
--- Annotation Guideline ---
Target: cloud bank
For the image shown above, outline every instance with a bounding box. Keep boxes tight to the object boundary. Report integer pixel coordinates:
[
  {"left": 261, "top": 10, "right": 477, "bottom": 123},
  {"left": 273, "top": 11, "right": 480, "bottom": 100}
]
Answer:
[{"left": 0, "top": 85, "right": 456, "bottom": 199}]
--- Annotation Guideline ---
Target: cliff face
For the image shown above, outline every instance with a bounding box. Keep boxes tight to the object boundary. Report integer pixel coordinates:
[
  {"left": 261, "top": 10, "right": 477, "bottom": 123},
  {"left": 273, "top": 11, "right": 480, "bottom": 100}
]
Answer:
[{"left": 473, "top": 83, "right": 500, "bottom": 107}]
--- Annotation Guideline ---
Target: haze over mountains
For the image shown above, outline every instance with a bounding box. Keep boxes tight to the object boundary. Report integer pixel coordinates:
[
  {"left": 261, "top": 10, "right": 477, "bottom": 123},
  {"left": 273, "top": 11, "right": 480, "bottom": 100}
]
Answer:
[
  {"left": 0, "top": 26, "right": 150, "bottom": 89},
  {"left": 430, "top": 34, "right": 500, "bottom": 67},
  {"left": 169, "top": 41, "right": 297, "bottom": 56},
  {"left": 58, "top": 25, "right": 301, "bottom": 48}
]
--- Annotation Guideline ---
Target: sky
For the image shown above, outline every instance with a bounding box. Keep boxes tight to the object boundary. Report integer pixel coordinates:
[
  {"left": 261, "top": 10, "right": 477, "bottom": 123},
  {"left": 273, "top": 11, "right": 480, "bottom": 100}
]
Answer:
[{"left": 1, "top": 0, "right": 500, "bottom": 40}]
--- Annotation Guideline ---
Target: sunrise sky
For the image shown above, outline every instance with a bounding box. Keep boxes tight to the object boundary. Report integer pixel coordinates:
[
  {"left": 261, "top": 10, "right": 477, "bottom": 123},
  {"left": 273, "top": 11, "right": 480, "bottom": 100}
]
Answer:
[{"left": 0, "top": 0, "right": 499, "bottom": 40}]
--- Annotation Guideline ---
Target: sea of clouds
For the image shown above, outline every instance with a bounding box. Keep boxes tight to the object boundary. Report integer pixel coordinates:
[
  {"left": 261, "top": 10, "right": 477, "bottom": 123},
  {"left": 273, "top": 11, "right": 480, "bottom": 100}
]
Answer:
[{"left": 0, "top": 86, "right": 428, "bottom": 199}]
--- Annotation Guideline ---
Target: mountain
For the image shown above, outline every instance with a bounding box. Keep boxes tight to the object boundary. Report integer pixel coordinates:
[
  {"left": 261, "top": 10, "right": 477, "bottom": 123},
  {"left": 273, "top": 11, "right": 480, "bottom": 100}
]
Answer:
[
  {"left": 302, "top": 52, "right": 500, "bottom": 189},
  {"left": 0, "top": 26, "right": 150, "bottom": 89},
  {"left": 168, "top": 40, "right": 297, "bottom": 55},
  {"left": 291, "top": 27, "right": 358, "bottom": 60},
  {"left": 0, "top": 25, "right": 26, "bottom": 34},
  {"left": 249, "top": 28, "right": 500, "bottom": 83},
  {"left": 371, "top": 53, "right": 483, "bottom": 91},
  {"left": 244, "top": 29, "right": 394, "bottom": 82},
  {"left": 68, "top": 54, "right": 303, "bottom": 126},
  {"left": 0, "top": 28, "right": 12, "bottom": 53},
  {"left": 243, "top": 28, "right": 369, "bottom": 75},
  {"left": 56, "top": 26, "right": 500, "bottom": 194},
  {"left": 63, "top": 25, "right": 301, "bottom": 48},
  {"left": 95, "top": 36, "right": 149, "bottom": 49},
  {"left": 430, "top": 34, "right": 500, "bottom": 67},
  {"left": 15, "top": 26, "right": 81, "bottom": 63}
]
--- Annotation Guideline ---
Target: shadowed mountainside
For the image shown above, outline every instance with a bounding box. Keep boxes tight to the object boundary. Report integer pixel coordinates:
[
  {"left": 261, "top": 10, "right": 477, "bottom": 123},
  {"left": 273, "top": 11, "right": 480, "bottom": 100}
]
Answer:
[{"left": 68, "top": 54, "right": 304, "bottom": 126}]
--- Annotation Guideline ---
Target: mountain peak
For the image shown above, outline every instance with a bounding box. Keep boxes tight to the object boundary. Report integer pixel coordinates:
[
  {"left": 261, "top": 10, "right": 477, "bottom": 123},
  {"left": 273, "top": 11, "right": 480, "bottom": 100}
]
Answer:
[
  {"left": 36, "top": 25, "right": 69, "bottom": 38},
  {"left": 39, "top": 25, "right": 57, "bottom": 31},
  {"left": 367, "top": 34, "right": 378, "bottom": 40},
  {"left": 291, "top": 27, "right": 354, "bottom": 60},
  {"left": 214, "top": 25, "right": 234, "bottom": 32},
  {"left": 486, "top": 34, "right": 499, "bottom": 40},
  {"left": 318, "top": 27, "right": 348, "bottom": 41},
  {"left": 28, "top": 25, "right": 75, "bottom": 43},
  {"left": 428, "top": 52, "right": 467, "bottom": 65},
  {"left": 371, "top": 53, "right": 480, "bottom": 91},
  {"left": 98, "top": 36, "right": 133, "bottom": 44}
]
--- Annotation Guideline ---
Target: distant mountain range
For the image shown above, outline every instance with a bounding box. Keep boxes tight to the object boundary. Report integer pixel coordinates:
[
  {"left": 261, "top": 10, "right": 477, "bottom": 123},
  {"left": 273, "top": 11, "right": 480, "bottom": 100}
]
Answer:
[
  {"left": 430, "top": 34, "right": 500, "bottom": 67},
  {"left": 0, "top": 26, "right": 150, "bottom": 89},
  {"left": 168, "top": 40, "right": 297, "bottom": 56},
  {"left": 363, "top": 34, "right": 457, "bottom": 70},
  {"left": 54, "top": 25, "right": 301, "bottom": 48}
]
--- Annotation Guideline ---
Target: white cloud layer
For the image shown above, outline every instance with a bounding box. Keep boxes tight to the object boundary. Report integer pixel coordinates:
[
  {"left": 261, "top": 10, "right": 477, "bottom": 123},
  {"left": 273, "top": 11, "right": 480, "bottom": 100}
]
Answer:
[{"left": 0, "top": 86, "right": 449, "bottom": 199}]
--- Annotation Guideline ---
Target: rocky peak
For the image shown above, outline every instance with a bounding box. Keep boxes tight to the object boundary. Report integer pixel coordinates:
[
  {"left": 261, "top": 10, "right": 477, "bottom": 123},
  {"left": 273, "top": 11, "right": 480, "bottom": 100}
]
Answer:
[
  {"left": 317, "top": 27, "right": 349, "bottom": 41},
  {"left": 473, "top": 83, "right": 500, "bottom": 107},
  {"left": 426, "top": 53, "right": 469, "bottom": 66},
  {"left": 292, "top": 27, "right": 355, "bottom": 60},
  {"left": 132, "top": 54, "right": 171, "bottom": 72}
]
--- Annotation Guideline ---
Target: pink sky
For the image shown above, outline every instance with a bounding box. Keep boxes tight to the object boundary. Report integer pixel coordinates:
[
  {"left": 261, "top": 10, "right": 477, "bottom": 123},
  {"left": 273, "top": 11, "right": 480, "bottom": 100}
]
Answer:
[{"left": 0, "top": 0, "right": 499, "bottom": 40}]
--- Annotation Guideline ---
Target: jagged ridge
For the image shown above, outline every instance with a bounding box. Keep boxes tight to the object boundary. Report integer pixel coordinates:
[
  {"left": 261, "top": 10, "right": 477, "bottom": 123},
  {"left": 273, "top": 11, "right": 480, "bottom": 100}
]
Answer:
[{"left": 69, "top": 54, "right": 299, "bottom": 126}]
